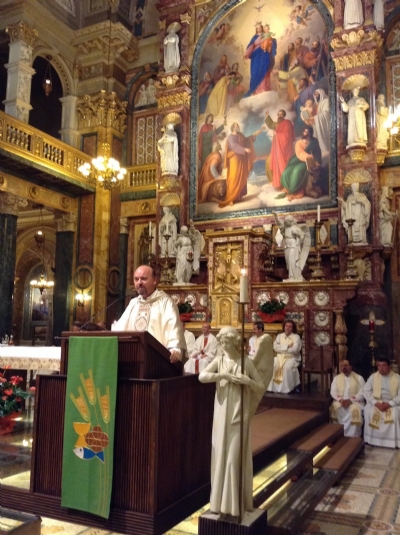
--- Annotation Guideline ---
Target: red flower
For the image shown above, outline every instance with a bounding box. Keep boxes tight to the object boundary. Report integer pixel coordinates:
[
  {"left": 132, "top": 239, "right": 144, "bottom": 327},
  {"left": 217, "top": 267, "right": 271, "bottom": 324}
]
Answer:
[
  {"left": 10, "top": 376, "right": 22, "bottom": 385},
  {"left": 4, "top": 389, "right": 13, "bottom": 396}
]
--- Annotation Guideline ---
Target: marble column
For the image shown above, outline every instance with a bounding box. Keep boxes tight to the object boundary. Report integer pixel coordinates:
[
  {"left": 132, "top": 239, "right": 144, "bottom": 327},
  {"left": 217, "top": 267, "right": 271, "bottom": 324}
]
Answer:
[
  {"left": 115, "top": 217, "right": 129, "bottom": 321},
  {"left": 53, "top": 213, "right": 76, "bottom": 342},
  {"left": 4, "top": 22, "right": 37, "bottom": 123},
  {"left": 59, "top": 95, "right": 80, "bottom": 148},
  {"left": 0, "top": 191, "right": 28, "bottom": 339}
]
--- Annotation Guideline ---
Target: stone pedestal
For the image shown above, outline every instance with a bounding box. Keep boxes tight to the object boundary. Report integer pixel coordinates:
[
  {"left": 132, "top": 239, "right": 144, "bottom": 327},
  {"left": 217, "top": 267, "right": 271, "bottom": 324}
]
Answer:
[{"left": 199, "top": 510, "right": 267, "bottom": 535}]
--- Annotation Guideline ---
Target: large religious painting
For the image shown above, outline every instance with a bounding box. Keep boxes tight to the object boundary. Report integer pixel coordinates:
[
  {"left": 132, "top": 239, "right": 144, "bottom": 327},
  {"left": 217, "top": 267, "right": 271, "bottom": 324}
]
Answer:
[{"left": 192, "top": 0, "right": 333, "bottom": 220}]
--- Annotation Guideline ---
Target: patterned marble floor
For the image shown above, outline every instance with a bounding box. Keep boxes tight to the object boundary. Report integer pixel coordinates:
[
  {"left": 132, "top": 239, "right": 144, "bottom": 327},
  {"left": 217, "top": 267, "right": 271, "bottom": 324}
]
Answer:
[{"left": 2, "top": 430, "right": 400, "bottom": 534}]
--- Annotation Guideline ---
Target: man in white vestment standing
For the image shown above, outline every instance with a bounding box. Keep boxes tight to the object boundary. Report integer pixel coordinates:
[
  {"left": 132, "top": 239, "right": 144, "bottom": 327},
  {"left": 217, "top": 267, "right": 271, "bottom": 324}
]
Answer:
[
  {"left": 330, "top": 359, "right": 365, "bottom": 437},
  {"left": 184, "top": 323, "right": 219, "bottom": 374},
  {"left": 182, "top": 323, "right": 196, "bottom": 357},
  {"left": 268, "top": 320, "right": 302, "bottom": 393},
  {"left": 248, "top": 321, "right": 265, "bottom": 358},
  {"left": 112, "top": 265, "right": 186, "bottom": 363},
  {"left": 364, "top": 357, "right": 400, "bottom": 448}
]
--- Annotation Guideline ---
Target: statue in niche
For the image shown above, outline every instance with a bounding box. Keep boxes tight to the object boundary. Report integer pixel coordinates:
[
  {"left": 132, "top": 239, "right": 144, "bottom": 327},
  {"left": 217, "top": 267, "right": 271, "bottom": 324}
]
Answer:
[
  {"left": 188, "top": 220, "right": 205, "bottom": 275},
  {"left": 157, "top": 123, "right": 179, "bottom": 176},
  {"left": 338, "top": 182, "right": 371, "bottom": 245},
  {"left": 343, "top": 0, "right": 364, "bottom": 29},
  {"left": 379, "top": 186, "right": 398, "bottom": 246},
  {"left": 174, "top": 226, "right": 195, "bottom": 284},
  {"left": 159, "top": 206, "right": 177, "bottom": 257},
  {"left": 163, "top": 22, "right": 181, "bottom": 74},
  {"left": 199, "top": 326, "right": 273, "bottom": 521},
  {"left": 273, "top": 212, "right": 310, "bottom": 281},
  {"left": 373, "top": 0, "right": 385, "bottom": 30},
  {"left": 340, "top": 87, "right": 369, "bottom": 147},
  {"left": 376, "top": 94, "right": 390, "bottom": 150}
]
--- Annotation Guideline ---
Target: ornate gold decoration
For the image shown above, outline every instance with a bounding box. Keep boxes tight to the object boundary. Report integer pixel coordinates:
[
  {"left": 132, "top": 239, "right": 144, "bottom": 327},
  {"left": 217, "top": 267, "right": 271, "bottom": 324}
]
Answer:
[
  {"left": 6, "top": 22, "right": 38, "bottom": 46},
  {"left": 178, "top": 73, "right": 191, "bottom": 86},
  {"left": 343, "top": 168, "right": 372, "bottom": 185},
  {"left": 162, "top": 112, "right": 182, "bottom": 126},
  {"left": 180, "top": 13, "right": 192, "bottom": 24},
  {"left": 159, "top": 74, "right": 180, "bottom": 89},
  {"left": 159, "top": 20, "right": 166, "bottom": 30},
  {"left": 160, "top": 193, "right": 181, "bottom": 207},
  {"left": 158, "top": 93, "right": 191, "bottom": 110},
  {"left": 76, "top": 90, "right": 127, "bottom": 134},
  {"left": 141, "top": 202, "right": 150, "bottom": 213},
  {"left": 376, "top": 149, "right": 387, "bottom": 166},
  {"left": 333, "top": 51, "right": 378, "bottom": 71},
  {"left": 347, "top": 147, "right": 366, "bottom": 163},
  {"left": 159, "top": 175, "right": 182, "bottom": 190},
  {"left": 214, "top": 244, "right": 243, "bottom": 293},
  {"left": 331, "top": 29, "right": 383, "bottom": 50},
  {"left": 342, "top": 74, "right": 369, "bottom": 90},
  {"left": 61, "top": 197, "right": 70, "bottom": 209}
]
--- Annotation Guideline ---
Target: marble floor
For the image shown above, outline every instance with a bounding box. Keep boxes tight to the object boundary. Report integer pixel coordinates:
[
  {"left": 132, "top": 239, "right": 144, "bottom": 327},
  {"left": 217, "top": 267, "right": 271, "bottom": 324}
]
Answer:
[{"left": 2, "top": 417, "right": 400, "bottom": 535}]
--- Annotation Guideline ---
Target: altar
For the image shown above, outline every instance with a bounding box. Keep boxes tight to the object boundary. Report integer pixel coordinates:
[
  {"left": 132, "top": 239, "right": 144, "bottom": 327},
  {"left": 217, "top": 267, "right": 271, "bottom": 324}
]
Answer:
[{"left": 0, "top": 346, "right": 61, "bottom": 376}]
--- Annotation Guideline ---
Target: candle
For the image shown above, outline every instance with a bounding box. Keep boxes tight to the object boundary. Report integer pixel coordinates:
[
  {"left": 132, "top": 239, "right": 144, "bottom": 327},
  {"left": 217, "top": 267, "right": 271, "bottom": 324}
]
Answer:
[
  {"left": 149, "top": 221, "right": 152, "bottom": 236},
  {"left": 239, "top": 269, "right": 249, "bottom": 303},
  {"left": 369, "top": 320, "right": 375, "bottom": 332},
  {"left": 317, "top": 205, "right": 320, "bottom": 222}
]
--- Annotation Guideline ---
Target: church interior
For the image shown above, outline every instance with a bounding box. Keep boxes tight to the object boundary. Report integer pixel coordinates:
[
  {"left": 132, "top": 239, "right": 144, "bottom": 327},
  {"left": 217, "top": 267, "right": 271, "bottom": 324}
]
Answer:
[{"left": 1, "top": 0, "right": 400, "bottom": 533}]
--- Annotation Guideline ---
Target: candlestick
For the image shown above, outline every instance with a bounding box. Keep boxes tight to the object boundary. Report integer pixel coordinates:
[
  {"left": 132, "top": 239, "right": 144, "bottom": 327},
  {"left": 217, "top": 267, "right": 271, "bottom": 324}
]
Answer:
[
  {"left": 239, "top": 269, "right": 249, "bottom": 303},
  {"left": 317, "top": 204, "right": 320, "bottom": 222}
]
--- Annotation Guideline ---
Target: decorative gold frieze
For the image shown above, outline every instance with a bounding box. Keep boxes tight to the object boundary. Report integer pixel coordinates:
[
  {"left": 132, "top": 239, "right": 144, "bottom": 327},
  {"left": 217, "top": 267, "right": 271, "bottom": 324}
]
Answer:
[
  {"left": 333, "top": 50, "right": 378, "bottom": 71},
  {"left": 331, "top": 29, "right": 383, "bottom": 50},
  {"left": 158, "top": 71, "right": 192, "bottom": 89},
  {"left": 159, "top": 74, "right": 180, "bottom": 89},
  {"left": 6, "top": 22, "right": 38, "bottom": 46},
  {"left": 180, "top": 13, "right": 192, "bottom": 25},
  {"left": 158, "top": 92, "right": 191, "bottom": 109},
  {"left": 76, "top": 90, "right": 127, "bottom": 134}
]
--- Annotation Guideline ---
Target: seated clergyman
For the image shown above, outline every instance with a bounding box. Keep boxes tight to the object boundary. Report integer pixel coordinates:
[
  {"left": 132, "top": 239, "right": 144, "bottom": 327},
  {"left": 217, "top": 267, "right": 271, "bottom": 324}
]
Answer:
[
  {"left": 267, "top": 320, "right": 301, "bottom": 393},
  {"left": 248, "top": 321, "right": 265, "bottom": 358},
  {"left": 364, "top": 356, "right": 400, "bottom": 448},
  {"left": 184, "top": 323, "right": 219, "bottom": 374},
  {"left": 329, "top": 359, "right": 365, "bottom": 437}
]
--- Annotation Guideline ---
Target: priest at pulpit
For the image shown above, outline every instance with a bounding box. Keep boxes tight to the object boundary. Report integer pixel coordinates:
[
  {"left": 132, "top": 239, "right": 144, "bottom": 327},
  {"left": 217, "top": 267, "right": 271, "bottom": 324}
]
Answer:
[{"left": 112, "top": 265, "right": 187, "bottom": 363}]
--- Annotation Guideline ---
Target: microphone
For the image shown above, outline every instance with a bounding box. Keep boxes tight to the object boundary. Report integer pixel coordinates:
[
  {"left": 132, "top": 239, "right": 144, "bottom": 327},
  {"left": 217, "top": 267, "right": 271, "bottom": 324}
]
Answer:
[{"left": 79, "top": 291, "right": 137, "bottom": 331}]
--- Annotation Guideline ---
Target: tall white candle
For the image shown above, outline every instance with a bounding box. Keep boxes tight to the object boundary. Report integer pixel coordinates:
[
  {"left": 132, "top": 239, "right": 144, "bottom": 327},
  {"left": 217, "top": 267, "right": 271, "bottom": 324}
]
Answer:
[
  {"left": 149, "top": 221, "right": 152, "bottom": 236},
  {"left": 239, "top": 270, "right": 249, "bottom": 303},
  {"left": 317, "top": 205, "right": 320, "bottom": 222}
]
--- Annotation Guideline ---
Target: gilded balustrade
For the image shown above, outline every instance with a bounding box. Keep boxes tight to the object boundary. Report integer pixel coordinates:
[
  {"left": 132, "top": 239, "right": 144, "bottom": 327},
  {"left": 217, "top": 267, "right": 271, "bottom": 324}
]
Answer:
[
  {"left": 0, "top": 110, "right": 91, "bottom": 185},
  {"left": 124, "top": 163, "right": 157, "bottom": 190}
]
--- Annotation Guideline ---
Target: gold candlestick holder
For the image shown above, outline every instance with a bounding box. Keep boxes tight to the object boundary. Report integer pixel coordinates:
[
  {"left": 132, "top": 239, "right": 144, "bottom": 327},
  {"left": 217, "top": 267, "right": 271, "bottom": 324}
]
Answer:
[
  {"left": 145, "top": 234, "right": 155, "bottom": 266},
  {"left": 311, "top": 220, "right": 325, "bottom": 281},
  {"left": 343, "top": 218, "right": 358, "bottom": 280}
]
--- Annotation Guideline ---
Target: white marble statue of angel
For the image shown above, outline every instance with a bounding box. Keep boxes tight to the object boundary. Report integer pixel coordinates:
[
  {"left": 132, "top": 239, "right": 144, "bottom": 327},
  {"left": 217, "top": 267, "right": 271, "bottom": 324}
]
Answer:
[
  {"left": 273, "top": 212, "right": 311, "bottom": 281},
  {"left": 199, "top": 327, "right": 273, "bottom": 520}
]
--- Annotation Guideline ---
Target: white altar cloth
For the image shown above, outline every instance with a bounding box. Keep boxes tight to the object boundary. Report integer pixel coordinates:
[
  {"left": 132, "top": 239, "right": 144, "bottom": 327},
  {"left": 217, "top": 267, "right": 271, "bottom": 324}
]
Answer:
[{"left": 0, "top": 346, "right": 61, "bottom": 373}]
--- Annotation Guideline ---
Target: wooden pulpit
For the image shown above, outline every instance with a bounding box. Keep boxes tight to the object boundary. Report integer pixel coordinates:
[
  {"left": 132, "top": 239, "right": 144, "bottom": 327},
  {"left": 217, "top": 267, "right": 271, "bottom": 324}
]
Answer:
[{"left": 16, "top": 331, "right": 215, "bottom": 535}]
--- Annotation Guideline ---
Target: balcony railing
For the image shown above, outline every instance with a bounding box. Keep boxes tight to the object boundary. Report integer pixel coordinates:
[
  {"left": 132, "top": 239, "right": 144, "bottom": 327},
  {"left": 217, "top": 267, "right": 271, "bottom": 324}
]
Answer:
[
  {"left": 0, "top": 110, "right": 92, "bottom": 187},
  {"left": 124, "top": 163, "right": 157, "bottom": 189}
]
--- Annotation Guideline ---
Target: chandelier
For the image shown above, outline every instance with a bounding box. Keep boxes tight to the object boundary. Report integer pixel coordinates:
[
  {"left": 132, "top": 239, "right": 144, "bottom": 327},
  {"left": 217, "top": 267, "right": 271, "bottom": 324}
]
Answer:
[
  {"left": 78, "top": 1, "right": 127, "bottom": 190},
  {"left": 78, "top": 142, "right": 126, "bottom": 190},
  {"left": 43, "top": 55, "right": 53, "bottom": 97},
  {"left": 30, "top": 273, "right": 54, "bottom": 295}
]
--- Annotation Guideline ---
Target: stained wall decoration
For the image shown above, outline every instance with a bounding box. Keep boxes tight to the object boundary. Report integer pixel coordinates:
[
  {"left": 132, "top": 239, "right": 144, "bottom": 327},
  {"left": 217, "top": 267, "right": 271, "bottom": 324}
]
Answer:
[{"left": 192, "top": 0, "right": 332, "bottom": 220}]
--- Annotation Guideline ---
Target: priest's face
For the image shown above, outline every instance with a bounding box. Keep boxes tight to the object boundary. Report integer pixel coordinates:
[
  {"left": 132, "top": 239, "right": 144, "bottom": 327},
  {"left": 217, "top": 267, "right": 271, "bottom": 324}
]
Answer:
[
  {"left": 284, "top": 321, "right": 294, "bottom": 336},
  {"left": 340, "top": 360, "right": 352, "bottom": 376},
  {"left": 377, "top": 361, "right": 391, "bottom": 376},
  {"left": 134, "top": 265, "right": 157, "bottom": 298}
]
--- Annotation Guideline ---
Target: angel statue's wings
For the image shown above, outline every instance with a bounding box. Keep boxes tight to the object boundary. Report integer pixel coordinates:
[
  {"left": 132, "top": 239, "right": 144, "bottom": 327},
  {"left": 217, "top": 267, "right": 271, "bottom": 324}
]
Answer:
[
  {"left": 299, "top": 224, "right": 311, "bottom": 271},
  {"left": 249, "top": 334, "right": 274, "bottom": 418}
]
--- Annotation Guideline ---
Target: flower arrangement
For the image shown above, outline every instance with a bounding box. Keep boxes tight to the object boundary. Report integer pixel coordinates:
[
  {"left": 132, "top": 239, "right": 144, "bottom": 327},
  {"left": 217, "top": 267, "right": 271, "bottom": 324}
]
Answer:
[
  {"left": 0, "top": 367, "right": 31, "bottom": 418},
  {"left": 258, "top": 298, "right": 286, "bottom": 315},
  {"left": 177, "top": 301, "right": 194, "bottom": 314}
]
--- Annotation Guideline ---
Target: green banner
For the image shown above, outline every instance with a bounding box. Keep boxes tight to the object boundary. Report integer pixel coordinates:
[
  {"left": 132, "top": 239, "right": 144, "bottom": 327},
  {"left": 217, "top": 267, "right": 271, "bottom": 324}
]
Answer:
[{"left": 61, "top": 336, "right": 118, "bottom": 518}]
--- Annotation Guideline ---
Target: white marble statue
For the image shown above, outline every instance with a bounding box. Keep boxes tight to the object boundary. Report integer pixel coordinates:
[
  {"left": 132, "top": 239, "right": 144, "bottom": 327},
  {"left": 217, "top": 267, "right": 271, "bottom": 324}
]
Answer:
[
  {"left": 376, "top": 94, "right": 390, "bottom": 150},
  {"left": 343, "top": 0, "right": 364, "bottom": 29},
  {"left": 373, "top": 0, "right": 385, "bottom": 30},
  {"left": 157, "top": 123, "right": 179, "bottom": 176},
  {"left": 338, "top": 182, "right": 371, "bottom": 245},
  {"left": 379, "top": 186, "right": 398, "bottom": 246},
  {"left": 147, "top": 79, "right": 157, "bottom": 104},
  {"left": 159, "top": 206, "right": 177, "bottom": 257},
  {"left": 188, "top": 220, "right": 205, "bottom": 275},
  {"left": 174, "top": 226, "right": 195, "bottom": 284},
  {"left": 199, "top": 327, "right": 273, "bottom": 520},
  {"left": 273, "top": 212, "right": 311, "bottom": 281},
  {"left": 164, "top": 23, "right": 180, "bottom": 73},
  {"left": 136, "top": 84, "right": 148, "bottom": 107},
  {"left": 340, "top": 87, "right": 369, "bottom": 147}
]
